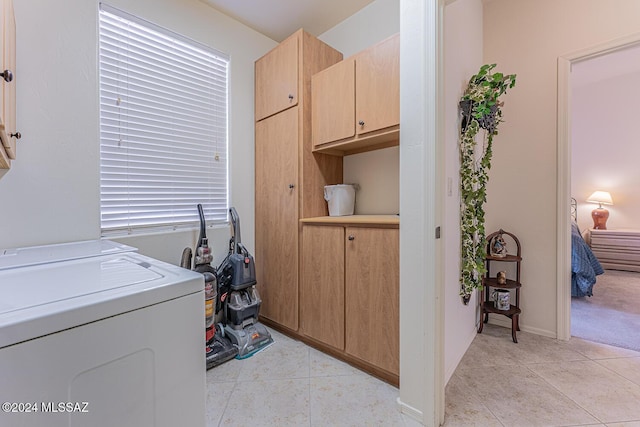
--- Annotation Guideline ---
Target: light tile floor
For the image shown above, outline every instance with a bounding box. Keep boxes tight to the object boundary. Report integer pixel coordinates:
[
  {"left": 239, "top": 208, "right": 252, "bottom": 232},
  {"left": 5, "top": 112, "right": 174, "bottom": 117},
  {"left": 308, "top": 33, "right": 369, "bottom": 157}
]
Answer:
[
  {"left": 447, "top": 324, "right": 640, "bottom": 427},
  {"left": 206, "top": 324, "right": 640, "bottom": 426},
  {"left": 206, "top": 328, "right": 411, "bottom": 426}
]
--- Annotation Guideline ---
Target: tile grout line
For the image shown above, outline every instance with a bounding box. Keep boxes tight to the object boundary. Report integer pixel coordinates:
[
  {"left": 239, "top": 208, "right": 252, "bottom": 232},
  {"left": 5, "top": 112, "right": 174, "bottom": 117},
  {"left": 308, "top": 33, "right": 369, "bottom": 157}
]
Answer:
[
  {"left": 591, "top": 357, "right": 640, "bottom": 388},
  {"left": 448, "top": 372, "right": 507, "bottom": 427},
  {"left": 216, "top": 370, "right": 241, "bottom": 427},
  {"left": 521, "top": 363, "right": 604, "bottom": 425},
  {"left": 569, "top": 339, "right": 640, "bottom": 362},
  {"left": 454, "top": 326, "right": 640, "bottom": 426}
]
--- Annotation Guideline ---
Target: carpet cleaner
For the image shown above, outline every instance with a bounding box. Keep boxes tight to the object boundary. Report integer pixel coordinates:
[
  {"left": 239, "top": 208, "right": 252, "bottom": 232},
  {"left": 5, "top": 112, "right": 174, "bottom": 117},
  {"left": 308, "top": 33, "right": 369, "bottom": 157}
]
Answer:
[
  {"left": 181, "top": 204, "right": 237, "bottom": 370},
  {"left": 216, "top": 207, "right": 274, "bottom": 358}
]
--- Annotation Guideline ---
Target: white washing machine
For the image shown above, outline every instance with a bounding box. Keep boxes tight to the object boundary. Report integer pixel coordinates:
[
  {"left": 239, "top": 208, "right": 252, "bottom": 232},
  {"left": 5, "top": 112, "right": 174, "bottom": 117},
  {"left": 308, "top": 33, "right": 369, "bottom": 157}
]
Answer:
[{"left": 0, "top": 240, "right": 205, "bottom": 427}]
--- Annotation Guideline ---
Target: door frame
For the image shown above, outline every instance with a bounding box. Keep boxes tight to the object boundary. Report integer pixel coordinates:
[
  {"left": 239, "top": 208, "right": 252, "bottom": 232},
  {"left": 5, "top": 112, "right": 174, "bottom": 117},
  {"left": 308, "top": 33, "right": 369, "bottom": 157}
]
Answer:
[
  {"left": 398, "top": 0, "right": 445, "bottom": 425},
  {"left": 556, "top": 33, "right": 640, "bottom": 340}
]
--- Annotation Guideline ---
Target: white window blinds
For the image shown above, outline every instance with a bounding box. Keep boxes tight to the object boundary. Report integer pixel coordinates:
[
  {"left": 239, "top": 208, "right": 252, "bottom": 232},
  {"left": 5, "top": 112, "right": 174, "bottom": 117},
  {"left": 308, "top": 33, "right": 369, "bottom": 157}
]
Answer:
[{"left": 99, "top": 4, "right": 229, "bottom": 235}]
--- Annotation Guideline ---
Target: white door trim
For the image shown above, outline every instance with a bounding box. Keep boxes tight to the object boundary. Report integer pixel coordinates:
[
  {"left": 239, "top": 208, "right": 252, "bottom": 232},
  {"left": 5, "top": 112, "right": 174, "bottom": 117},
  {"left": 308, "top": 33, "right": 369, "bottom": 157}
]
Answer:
[
  {"left": 557, "top": 33, "right": 640, "bottom": 340},
  {"left": 398, "top": 0, "right": 445, "bottom": 425}
]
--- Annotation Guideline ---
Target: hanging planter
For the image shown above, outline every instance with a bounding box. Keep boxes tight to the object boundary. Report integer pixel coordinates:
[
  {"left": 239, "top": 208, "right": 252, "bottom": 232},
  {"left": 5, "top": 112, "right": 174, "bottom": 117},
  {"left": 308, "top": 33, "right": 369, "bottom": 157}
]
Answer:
[{"left": 459, "top": 64, "right": 516, "bottom": 304}]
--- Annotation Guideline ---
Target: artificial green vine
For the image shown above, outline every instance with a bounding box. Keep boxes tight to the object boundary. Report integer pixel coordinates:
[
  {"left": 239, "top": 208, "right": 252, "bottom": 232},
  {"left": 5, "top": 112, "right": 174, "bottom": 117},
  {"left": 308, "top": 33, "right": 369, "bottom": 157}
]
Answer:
[{"left": 459, "top": 64, "right": 516, "bottom": 304}]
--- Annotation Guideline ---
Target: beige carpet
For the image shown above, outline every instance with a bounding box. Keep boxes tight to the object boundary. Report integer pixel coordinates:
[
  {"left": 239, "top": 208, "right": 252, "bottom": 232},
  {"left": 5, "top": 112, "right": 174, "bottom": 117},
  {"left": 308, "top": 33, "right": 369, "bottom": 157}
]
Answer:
[{"left": 571, "top": 269, "right": 640, "bottom": 352}]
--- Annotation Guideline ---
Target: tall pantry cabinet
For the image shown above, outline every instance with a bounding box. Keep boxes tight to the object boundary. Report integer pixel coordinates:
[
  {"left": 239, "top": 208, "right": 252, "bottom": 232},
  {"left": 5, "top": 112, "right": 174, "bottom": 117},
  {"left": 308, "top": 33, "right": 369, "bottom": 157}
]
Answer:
[{"left": 254, "top": 30, "right": 343, "bottom": 331}]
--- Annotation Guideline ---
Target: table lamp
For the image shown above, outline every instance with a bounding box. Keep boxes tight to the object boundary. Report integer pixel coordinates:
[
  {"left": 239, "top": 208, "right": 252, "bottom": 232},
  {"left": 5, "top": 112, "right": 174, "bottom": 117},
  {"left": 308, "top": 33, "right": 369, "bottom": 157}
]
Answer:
[{"left": 587, "top": 191, "right": 613, "bottom": 230}]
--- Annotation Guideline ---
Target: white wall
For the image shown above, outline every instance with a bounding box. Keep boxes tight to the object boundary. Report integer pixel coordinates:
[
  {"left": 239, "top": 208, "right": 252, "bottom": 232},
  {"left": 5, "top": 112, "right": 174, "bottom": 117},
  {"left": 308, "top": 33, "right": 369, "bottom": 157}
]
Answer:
[
  {"left": 1, "top": 0, "right": 276, "bottom": 266},
  {"left": 343, "top": 147, "right": 399, "bottom": 214},
  {"left": 319, "top": 0, "right": 400, "bottom": 216},
  {"left": 484, "top": 0, "right": 640, "bottom": 336},
  {"left": 319, "top": 0, "right": 400, "bottom": 57},
  {"left": 443, "top": 0, "right": 483, "bottom": 384},
  {"left": 572, "top": 71, "right": 640, "bottom": 232}
]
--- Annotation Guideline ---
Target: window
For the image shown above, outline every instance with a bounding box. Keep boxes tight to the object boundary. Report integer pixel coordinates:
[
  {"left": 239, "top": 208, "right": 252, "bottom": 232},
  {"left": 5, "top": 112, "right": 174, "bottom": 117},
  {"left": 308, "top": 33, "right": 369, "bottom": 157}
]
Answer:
[{"left": 99, "top": 4, "right": 229, "bottom": 235}]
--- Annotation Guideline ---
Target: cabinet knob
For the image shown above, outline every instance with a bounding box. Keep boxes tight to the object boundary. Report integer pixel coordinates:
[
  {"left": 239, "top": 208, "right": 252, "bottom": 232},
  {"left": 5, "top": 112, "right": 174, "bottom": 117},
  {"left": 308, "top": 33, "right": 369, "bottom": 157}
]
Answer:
[
  {"left": 348, "top": 235, "right": 355, "bottom": 241},
  {"left": 10, "top": 132, "right": 21, "bottom": 140},
  {"left": 288, "top": 94, "right": 294, "bottom": 101},
  {"left": 358, "top": 120, "right": 365, "bottom": 127},
  {"left": 1, "top": 70, "right": 13, "bottom": 83},
  {"left": 288, "top": 184, "right": 295, "bottom": 189}
]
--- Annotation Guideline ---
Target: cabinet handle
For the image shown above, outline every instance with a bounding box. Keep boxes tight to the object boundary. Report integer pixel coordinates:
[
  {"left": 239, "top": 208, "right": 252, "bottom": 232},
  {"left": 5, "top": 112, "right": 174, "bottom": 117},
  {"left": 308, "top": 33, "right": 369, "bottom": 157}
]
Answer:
[
  {"left": 348, "top": 235, "right": 355, "bottom": 241},
  {"left": 10, "top": 132, "right": 21, "bottom": 140},
  {"left": 1, "top": 70, "right": 13, "bottom": 83},
  {"left": 358, "top": 120, "right": 365, "bottom": 127},
  {"left": 288, "top": 184, "right": 295, "bottom": 189},
  {"left": 288, "top": 94, "right": 294, "bottom": 101}
]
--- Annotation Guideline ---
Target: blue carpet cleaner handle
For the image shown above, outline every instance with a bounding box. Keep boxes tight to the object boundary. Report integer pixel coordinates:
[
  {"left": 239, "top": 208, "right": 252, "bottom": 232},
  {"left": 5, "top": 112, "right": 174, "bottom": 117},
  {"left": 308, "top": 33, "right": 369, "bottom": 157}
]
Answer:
[{"left": 228, "top": 207, "right": 256, "bottom": 286}]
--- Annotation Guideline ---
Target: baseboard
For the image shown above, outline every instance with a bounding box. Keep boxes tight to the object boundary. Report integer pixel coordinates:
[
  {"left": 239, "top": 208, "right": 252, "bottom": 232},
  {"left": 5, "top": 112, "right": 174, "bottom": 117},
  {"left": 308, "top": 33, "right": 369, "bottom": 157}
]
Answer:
[
  {"left": 397, "top": 398, "right": 423, "bottom": 423},
  {"left": 260, "top": 316, "right": 399, "bottom": 386},
  {"left": 487, "top": 318, "right": 556, "bottom": 339}
]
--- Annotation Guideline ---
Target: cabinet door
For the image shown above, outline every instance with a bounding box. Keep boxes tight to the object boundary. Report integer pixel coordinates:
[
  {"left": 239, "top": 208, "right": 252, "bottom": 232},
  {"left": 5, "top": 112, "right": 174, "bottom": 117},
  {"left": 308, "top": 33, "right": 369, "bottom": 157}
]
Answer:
[
  {"left": 255, "top": 34, "right": 298, "bottom": 122},
  {"left": 300, "top": 225, "right": 345, "bottom": 350},
  {"left": 1, "top": 0, "right": 15, "bottom": 159},
  {"left": 355, "top": 34, "right": 399, "bottom": 136},
  {"left": 0, "top": 0, "right": 5, "bottom": 168},
  {"left": 345, "top": 227, "right": 399, "bottom": 375},
  {"left": 311, "top": 59, "right": 355, "bottom": 147},
  {"left": 255, "top": 107, "right": 299, "bottom": 330}
]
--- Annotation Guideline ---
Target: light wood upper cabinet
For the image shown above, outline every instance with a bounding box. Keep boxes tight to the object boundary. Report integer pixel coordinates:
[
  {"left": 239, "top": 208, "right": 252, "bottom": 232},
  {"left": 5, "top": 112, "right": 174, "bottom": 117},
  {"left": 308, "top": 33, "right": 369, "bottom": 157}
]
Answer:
[
  {"left": 1, "top": 0, "right": 17, "bottom": 169},
  {"left": 255, "top": 35, "right": 298, "bottom": 122},
  {"left": 355, "top": 34, "right": 399, "bottom": 137},
  {"left": 311, "top": 33, "right": 399, "bottom": 155},
  {"left": 311, "top": 58, "right": 355, "bottom": 145}
]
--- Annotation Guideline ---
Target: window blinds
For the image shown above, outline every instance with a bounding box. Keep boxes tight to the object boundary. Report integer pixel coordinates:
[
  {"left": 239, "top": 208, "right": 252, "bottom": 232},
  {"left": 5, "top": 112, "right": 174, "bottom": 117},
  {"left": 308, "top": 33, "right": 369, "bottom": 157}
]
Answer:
[{"left": 99, "top": 4, "right": 229, "bottom": 234}]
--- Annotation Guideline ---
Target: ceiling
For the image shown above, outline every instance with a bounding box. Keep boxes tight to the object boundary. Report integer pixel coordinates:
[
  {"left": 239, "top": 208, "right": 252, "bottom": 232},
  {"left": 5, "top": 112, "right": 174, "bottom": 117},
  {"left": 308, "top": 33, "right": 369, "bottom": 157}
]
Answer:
[{"left": 200, "top": 0, "right": 374, "bottom": 42}]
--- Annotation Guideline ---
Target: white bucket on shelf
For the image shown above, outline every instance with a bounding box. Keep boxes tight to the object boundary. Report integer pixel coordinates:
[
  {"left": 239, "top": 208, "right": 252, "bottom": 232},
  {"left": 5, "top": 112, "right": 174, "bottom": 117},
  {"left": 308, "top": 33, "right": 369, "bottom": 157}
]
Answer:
[{"left": 324, "top": 184, "right": 356, "bottom": 216}]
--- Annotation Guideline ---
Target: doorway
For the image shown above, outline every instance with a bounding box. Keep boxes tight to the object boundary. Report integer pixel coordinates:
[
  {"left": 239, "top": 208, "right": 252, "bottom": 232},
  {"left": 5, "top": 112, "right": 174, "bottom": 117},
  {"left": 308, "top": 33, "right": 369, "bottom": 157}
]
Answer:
[{"left": 557, "top": 33, "right": 640, "bottom": 342}]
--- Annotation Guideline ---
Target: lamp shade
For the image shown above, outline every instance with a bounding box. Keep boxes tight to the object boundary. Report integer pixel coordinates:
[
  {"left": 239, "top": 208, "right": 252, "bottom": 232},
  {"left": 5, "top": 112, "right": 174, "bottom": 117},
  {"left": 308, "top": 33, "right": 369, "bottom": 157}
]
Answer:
[{"left": 587, "top": 191, "right": 613, "bottom": 206}]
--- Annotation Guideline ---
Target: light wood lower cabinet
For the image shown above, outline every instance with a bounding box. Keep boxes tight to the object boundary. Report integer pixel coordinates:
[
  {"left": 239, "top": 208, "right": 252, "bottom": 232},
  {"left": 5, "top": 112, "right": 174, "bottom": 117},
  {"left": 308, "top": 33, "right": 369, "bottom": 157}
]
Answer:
[
  {"left": 344, "top": 226, "right": 399, "bottom": 376},
  {"left": 300, "top": 225, "right": 345, "bottom": 350},
  {"left": 300, "top": 221, "right": 399, "bottom": 380}
]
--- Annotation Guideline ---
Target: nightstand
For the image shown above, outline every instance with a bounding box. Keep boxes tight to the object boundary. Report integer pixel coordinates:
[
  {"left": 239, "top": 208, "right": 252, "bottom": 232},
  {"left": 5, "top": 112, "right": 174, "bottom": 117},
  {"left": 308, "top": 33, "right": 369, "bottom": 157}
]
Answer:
[{"left": 588, "top": 229, "right": 640, "bottom": 272}]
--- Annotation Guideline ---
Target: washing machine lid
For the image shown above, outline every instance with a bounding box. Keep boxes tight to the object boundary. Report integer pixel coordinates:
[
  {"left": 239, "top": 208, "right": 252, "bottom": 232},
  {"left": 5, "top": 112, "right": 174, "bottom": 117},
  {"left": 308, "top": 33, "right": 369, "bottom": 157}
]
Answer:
[
  {"left": 0, "top": 240, "right": 203, "bottom": 349},
  {"left": 0, "top": 239, "right": 137, "bottom": 270}
]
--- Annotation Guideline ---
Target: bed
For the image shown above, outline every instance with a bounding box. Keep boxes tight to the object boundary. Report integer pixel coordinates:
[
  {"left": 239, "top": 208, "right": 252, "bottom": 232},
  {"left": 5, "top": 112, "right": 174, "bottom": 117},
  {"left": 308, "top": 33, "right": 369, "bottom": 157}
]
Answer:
[{"left": 571, "top": 198, "right": 604, "bottom": 297}]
